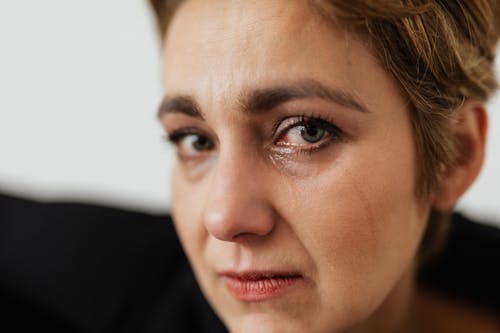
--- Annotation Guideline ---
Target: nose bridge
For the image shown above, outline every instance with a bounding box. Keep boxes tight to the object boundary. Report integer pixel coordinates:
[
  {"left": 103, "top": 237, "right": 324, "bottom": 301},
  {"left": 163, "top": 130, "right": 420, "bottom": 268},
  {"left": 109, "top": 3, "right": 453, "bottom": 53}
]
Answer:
[
  {"left": 211, "top": 144, "right": 251, "bottom": 208},
  {"left": 202, "top": 141, "right": 275, "bottom": 241}
]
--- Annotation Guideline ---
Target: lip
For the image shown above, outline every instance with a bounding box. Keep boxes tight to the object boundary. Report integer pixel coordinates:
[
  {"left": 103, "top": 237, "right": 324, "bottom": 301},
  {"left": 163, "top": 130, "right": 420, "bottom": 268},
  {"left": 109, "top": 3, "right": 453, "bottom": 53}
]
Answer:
[{"left": 220, "top": 271, "right": 303, "bottom": 302}]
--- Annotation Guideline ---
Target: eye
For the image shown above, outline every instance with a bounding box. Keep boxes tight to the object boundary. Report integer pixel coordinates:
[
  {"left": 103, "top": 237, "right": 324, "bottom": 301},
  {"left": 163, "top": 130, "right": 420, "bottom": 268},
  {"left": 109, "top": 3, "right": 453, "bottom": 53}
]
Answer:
[
  {"left": 287, "top": 123, "right": 325, "bottom": 144},
  {"left": 275, "top": 116, "right": 341, "bottom": 149},
  {"left": 167, "top": 129, "right": 215, "bottom": 160}
]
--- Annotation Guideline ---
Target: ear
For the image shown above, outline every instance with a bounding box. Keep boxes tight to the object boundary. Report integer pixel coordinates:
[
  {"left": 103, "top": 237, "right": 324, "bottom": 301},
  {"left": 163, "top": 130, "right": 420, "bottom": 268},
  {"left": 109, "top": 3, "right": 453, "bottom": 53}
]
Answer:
[{"left": 432, "top": 99, "right": 488, "bottom": 211}]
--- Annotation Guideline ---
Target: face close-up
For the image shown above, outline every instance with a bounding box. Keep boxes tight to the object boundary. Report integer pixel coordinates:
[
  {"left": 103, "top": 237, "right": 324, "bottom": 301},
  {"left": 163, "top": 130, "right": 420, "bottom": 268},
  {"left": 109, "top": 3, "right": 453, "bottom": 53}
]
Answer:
[{"left": 159, "top": 0, "right": 435, "bottom": 332}]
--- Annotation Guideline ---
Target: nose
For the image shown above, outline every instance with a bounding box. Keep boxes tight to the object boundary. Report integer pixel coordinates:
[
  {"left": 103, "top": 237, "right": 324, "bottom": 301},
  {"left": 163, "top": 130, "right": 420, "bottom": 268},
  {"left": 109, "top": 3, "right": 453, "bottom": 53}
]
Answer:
[{"left": 202, "top": 148, "right": 276, "bottom": 242}]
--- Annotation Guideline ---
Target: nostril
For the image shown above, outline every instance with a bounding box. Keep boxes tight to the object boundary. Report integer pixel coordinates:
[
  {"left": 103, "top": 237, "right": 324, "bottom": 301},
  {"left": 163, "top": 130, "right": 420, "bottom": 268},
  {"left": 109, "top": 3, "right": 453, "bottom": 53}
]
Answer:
[{"left": 231, "top": 232, "right": 256, "bottom": 242}]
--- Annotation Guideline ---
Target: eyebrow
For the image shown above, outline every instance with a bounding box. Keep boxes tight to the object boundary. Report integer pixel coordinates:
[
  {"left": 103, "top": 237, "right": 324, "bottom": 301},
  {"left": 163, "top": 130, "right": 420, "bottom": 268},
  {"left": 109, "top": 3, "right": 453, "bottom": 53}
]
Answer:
[
  {"left": 157, "top": 95, "right": 203, "bottom": 119},
  {"left": 157, "top": 79, "right": 369, "bottom": 119}
]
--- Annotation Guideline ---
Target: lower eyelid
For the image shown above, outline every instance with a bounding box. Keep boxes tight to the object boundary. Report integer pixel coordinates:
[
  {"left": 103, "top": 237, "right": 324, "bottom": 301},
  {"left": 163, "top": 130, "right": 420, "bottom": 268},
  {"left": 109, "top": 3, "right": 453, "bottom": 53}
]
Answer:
[{"left": 270, "top": 139, "right": 334, "bottom": 158}]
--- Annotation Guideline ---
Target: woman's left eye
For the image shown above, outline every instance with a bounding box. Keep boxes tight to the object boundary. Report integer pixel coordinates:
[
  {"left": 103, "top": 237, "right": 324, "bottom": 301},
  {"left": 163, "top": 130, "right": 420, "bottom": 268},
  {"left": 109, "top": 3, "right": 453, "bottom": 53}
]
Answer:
[{"left": 275, "top": 116, "right": 342, "bottom": 149}]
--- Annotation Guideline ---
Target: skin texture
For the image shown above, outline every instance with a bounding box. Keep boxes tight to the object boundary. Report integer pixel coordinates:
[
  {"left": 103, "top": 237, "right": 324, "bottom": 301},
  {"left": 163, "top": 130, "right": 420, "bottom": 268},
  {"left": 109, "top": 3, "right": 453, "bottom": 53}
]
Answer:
[{"left": 158, "top": 0, "right": 487, "bottom": 332}]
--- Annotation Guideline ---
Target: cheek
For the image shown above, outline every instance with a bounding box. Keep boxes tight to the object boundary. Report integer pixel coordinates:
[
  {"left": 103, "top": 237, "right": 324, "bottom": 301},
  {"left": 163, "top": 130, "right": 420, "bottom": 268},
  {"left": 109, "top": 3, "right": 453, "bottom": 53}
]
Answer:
[
  {"left": 276, "top": 128, "right": 427, "bottom": 313},
  {"left": 299, "top": 164, "right": 421, "bottom": 270},
  {"left": 170, "top": 164, "right": 208, "bottom": 262}
]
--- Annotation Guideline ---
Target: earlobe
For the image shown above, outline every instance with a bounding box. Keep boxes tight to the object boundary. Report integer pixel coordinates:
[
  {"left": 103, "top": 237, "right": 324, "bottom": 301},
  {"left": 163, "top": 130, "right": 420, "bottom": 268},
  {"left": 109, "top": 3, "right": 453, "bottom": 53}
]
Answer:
[{"left": 432, "top": 100, "right": 488, "bottom": 211}]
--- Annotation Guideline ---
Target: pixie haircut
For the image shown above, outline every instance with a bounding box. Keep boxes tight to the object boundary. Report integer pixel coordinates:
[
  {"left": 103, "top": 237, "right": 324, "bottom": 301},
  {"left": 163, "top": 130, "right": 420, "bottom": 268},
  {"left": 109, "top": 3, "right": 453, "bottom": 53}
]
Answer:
[{"left": 149, "top": 0, "right": 499, "bottom": 259}]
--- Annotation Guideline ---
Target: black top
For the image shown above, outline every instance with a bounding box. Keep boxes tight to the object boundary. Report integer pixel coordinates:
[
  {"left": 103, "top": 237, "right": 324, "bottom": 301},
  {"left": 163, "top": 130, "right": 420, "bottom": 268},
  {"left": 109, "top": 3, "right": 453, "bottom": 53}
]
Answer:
[{"left": 0, "top": 192, "right": 499, "bottom": 332}]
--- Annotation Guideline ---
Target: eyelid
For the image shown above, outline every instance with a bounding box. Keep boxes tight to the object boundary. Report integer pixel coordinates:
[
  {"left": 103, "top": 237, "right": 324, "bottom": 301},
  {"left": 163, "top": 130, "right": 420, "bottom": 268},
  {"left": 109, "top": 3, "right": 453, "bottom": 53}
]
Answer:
[
  {"left": 167, "top": 127, "right": 207, "bottom": 143},
  {"left": 274, "top": 114, "right": 343, "bottom": 143}
]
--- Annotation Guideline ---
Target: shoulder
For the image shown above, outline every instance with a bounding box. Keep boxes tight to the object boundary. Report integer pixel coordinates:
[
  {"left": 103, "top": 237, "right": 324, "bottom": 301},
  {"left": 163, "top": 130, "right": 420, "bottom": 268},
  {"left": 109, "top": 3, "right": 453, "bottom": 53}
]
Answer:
[
  {"left": 418, "top": 212, "right": 500, "bottom": 311},
  {"left": 0, "top": 192, "right": 225, "bottom": 332}
]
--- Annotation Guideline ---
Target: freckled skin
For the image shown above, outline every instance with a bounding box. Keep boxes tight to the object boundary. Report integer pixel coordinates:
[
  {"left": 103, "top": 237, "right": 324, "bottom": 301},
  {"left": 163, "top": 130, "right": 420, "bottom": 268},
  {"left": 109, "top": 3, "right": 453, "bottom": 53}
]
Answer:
[{"left": 161, "top": 0, "right": 431, "bottom": 332}]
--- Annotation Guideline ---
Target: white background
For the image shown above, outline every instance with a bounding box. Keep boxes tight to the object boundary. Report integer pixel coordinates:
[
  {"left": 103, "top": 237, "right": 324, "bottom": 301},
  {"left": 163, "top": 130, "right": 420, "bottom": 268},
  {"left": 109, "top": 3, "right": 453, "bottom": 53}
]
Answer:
[{"left": 1, "top": 1, "right": 499, "bottom": 225}]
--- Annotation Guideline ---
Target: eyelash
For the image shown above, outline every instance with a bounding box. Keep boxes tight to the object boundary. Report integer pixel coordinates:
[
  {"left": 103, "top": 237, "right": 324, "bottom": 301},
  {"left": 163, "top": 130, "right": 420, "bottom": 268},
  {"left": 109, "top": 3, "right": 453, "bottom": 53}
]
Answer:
[
  {"left": 273, "top": 113, "right": 343, "bottom": 152},
  {"left": 165, "top": 114, "right": 343, "bottom": 156},
  {"left": 167, "top": 127, "right": 203, "bottom": 144}
]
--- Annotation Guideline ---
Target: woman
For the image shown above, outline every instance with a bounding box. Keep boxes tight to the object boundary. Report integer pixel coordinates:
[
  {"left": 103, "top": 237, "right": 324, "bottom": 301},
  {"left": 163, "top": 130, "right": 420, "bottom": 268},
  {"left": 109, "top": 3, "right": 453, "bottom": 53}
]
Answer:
[{"left": 151, "top": 0, "right": 499, "bottom": 332}]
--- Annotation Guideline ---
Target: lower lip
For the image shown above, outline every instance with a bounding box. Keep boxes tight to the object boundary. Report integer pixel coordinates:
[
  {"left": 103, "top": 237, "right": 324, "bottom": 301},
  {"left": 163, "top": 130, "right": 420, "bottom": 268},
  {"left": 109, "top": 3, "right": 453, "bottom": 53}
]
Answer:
[{"left": 223, "top": 275, "right": 302, "bottom": 302}]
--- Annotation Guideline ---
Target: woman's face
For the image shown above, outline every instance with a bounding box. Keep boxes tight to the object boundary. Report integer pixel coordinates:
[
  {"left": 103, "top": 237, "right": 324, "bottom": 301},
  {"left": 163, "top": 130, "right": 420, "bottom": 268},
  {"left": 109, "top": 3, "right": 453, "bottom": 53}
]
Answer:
[{"left": 160, "top": 0, "right": 430, "bottom": 332}]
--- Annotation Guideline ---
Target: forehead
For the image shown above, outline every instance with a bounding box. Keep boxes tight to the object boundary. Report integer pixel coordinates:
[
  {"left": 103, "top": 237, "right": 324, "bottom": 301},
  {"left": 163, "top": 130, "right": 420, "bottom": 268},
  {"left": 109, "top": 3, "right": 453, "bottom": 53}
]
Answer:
[{"left": 162, "top": 0, "right": 402, "bottom": 112}]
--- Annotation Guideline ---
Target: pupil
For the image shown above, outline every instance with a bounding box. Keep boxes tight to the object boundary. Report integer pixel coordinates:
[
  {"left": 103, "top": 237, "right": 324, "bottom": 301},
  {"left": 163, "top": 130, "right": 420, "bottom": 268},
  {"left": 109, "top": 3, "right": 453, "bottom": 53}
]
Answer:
[
  {"left": 301, "top": 124, "right": 324, "bottom": 143},
  {"left": 193, "top": 136, "right": 210, "bottom": 150}
]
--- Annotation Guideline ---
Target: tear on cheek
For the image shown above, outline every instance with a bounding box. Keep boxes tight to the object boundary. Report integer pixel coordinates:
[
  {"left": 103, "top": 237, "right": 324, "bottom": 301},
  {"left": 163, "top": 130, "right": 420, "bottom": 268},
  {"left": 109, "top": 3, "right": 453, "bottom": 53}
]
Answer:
[{"left": 267, "top": 148, "right": 337, "bottom": 178}]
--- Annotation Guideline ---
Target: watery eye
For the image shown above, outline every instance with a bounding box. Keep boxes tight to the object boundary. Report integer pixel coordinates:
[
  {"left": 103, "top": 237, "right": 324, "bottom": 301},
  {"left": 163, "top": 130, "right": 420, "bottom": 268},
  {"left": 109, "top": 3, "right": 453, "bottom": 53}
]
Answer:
[
  {"left": 276, "top": 117, "right": 339, "bottom": 148},
  {"left": 300, "top": 123, "right": 325, "bottom": 143}
]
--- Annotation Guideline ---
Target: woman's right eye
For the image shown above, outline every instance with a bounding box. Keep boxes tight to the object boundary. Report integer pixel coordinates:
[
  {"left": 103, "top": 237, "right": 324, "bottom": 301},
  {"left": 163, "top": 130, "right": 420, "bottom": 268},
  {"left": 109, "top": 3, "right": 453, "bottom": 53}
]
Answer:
[{"left": 168, "top": 131, "right": 215, "bottom": 160}]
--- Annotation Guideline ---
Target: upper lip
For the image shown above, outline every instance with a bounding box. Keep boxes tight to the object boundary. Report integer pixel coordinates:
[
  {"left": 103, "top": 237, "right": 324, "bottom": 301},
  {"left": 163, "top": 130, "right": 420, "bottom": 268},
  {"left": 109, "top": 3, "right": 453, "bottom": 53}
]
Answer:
[{"left": 219, "top": 270, "right": 303, "bottom": 280}]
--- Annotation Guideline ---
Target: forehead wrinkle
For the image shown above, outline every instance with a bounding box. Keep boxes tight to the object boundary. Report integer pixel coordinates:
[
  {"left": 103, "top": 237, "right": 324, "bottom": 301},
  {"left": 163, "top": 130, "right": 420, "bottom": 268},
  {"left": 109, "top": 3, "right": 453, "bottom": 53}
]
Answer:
[
  {"left": 165, "top": 1, "right": 378, "bottom": 120},
  {"left": 181, "top": 0, "right": 278, "bottom": 47}
]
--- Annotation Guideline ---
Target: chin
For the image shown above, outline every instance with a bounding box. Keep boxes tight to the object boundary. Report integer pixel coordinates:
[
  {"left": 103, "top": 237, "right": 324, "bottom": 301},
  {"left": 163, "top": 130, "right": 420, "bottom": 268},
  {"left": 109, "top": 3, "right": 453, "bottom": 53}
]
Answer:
[
  {"left": 226, "top": 314, "right": 303, "bottom": 333},
  {"left": 222, "top": 311, "right": 350, "bottom": 333}
]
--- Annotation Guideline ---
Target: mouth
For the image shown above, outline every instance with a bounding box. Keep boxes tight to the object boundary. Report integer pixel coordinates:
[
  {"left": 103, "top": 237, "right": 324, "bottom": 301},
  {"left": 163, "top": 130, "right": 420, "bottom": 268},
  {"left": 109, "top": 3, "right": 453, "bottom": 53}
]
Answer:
[{"left": 220, "top": 271, "right": 304, "bottom": 302}]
